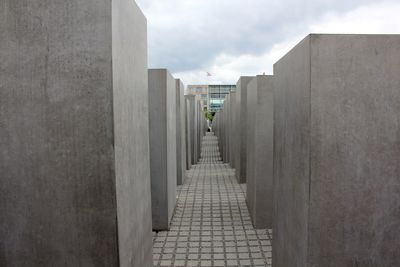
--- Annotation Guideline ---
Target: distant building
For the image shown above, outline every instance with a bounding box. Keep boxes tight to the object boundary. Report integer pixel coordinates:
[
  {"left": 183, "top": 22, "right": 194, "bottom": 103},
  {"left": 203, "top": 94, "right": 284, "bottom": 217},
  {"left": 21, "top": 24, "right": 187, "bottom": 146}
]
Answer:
[
  {"left": 186, "top": 84, "right": 236, "bottom": 112},
  {"left": 186, "top": 85, "right": 208, "bottom": 107},
  {"left": 208, "top": 85, "right": 236, "bottom": 112}
]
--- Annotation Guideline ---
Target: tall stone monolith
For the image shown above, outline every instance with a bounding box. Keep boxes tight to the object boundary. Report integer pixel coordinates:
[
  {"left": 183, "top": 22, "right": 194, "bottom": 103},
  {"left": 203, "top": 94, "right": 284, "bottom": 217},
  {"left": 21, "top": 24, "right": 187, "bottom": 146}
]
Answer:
[
  {"left": 0, "top": 1, "right": 153, "bottom": 266},
  {"left": 273, "top": 34, "right": 400, "bottom": 267}
]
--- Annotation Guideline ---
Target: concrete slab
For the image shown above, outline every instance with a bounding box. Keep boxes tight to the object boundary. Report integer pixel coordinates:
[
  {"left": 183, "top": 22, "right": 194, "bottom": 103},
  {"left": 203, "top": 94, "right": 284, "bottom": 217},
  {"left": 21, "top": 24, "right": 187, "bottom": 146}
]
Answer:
[
  {"left": 176, "top": 79, "right": 186, "bottom": 185},
  {"left": 228, "top": 92, "right": 237, "bottom": 168},
  {"left": 197, "top": 99, "right": 204, "bottom": 159},
  {"left": 234, "top": 77, "right": 254, "bottom": 184},
  {"left": 186, "top": 95, "right": 199, "bottom": 165},
  {"left": 223, "top": 94, "right": 230, "bottom": 163},
  {"left": 246, "top": 75, "right": 274, "bottom": 229},
  {"left": 219, "top": 109, "right": 224, "bottom": 157},
  {"left": 273, "top": 34, "right": 400, "bottom": 267},
  {"left": 112, "top": 2, "right": 153, "bottom": 265},
  {"left": 185, "top": 96, "right": 192, "bottom": 170},
  {"left": 0, "top": 1, "right": 153, "bottom": 266},
  {"left": 214, "top": 110, "right": 223, "bottom": 155},
  {"left": 148, "top": 69, "right": 177, "bottom": 231}
]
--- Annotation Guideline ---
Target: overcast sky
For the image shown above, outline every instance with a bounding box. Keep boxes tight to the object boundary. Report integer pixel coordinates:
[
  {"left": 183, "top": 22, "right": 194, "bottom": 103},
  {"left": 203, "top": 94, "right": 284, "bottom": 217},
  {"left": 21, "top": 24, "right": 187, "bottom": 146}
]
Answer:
[{"left": 136, "top": 0, "right": 400, "bottom": 85}]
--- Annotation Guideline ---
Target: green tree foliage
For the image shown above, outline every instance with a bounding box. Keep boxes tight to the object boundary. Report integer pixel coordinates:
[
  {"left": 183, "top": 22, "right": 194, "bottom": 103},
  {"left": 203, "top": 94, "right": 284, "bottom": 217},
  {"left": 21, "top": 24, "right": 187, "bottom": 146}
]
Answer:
[{"left": 204, "top": 108, "right": 216, "bottom": 122}]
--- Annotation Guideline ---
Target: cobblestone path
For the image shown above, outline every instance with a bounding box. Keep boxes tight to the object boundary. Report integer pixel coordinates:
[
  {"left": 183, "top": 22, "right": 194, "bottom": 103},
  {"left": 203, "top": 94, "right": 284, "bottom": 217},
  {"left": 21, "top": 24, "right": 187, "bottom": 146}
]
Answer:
[{"left": 153, "top": 132, "right": 272, "bottom": 267}]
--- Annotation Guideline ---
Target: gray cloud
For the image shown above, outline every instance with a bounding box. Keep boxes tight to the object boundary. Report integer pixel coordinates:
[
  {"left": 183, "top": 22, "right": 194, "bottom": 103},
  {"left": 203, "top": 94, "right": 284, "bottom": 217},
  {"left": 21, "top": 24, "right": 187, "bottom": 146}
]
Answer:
[{"left": 136, "top": 0, "right": 380, "bottom": 73}]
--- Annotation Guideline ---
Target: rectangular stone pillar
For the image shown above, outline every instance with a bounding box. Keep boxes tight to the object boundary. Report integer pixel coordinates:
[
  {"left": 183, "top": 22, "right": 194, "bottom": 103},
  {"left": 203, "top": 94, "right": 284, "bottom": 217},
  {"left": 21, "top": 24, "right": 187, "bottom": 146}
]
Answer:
[
  {"left": 215, "top": 110, "right": 223, "bottom": 154},
  {"left": 186, "top": 95, "right": 199, "bottom": 165},
  {"left": 234, "top": 77, "right": 254, "bottom": 183},
  {"left": 176, "top": 79, "right": 186, "bottom": 185},
  {"left": 195, "top": 97, "right": 200, "bottom": 163},
  {"left": 219, "top": 110, "right": 224, "bottom": 156},
  {"left": 273, "top": 34, "right": 400, "bottom": 267},
  {"left": 0, "top": 1, "right": 153, "bottom": 266},
  {"left": 246, "top": 75, "right": 274, "bottom": 229},
  {"left": 197, "top": 99, "right": 203, "bottom": 159},
  {"left": 223, "top": 95, "right": 228, "bottom": 162},
  {"left": 148, "top": 69, "right": 177, "bottom": 230},
  {"left": 228, "top": 92, "right": 237, "bottom": 168},
  {"left": 224, "top": 94, "right": 231, "bottom": 163},
  {"left": 185, "top": 96, "right": 192, "bottom": 170}
]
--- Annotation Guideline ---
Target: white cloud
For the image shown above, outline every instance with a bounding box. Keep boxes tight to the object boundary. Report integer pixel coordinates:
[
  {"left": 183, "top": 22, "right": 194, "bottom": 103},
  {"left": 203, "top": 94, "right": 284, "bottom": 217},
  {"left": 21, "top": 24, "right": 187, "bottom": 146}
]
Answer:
[
  {"left": 173, "top": 0, "right": 400, "bottom": 85},
  {"left": 135, "top": 0, "right": 400, "bottom": 85},
  {"left": 174, "top": 37, "right": 303, "bottom": 85},
  {"left": 309, "top": 1, "right": 400, "bottom": 33}
]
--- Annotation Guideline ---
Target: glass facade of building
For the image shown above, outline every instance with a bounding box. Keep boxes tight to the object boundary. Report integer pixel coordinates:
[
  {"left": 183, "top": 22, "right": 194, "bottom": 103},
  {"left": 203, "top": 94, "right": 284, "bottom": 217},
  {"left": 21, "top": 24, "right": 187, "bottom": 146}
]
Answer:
[
  {"left": 186, "top": 84, "right": 236, "bottom": 112},
  {"left": 208, "top": 85, "right": 236, "bottom": 112}
]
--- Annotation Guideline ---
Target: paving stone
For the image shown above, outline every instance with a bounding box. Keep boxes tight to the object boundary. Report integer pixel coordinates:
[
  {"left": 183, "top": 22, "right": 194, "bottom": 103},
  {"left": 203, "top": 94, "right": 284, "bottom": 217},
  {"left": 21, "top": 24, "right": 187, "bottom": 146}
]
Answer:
[
  {"left": 174, "top": 260, "right": 186, "bottom": 266},
  {"left": 153, "top": 133, "right": 271, "bottom": 266},
  {"left": 213, "top": 260, "right": 225, "bottom": 266}
]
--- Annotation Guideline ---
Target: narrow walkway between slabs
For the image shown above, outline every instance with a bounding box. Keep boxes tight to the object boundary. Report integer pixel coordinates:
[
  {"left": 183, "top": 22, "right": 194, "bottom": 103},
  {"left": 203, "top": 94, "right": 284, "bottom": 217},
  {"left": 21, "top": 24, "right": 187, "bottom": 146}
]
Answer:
[{"left": 153, "top": 132, "right": 272, "bottom": 267}]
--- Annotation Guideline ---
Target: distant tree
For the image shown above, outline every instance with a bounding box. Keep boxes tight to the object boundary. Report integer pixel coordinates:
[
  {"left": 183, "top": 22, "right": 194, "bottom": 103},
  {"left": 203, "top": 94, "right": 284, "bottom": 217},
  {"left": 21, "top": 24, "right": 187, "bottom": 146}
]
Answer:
[{"left": 203, "top": 108, "right": 216, "bottom": 122}]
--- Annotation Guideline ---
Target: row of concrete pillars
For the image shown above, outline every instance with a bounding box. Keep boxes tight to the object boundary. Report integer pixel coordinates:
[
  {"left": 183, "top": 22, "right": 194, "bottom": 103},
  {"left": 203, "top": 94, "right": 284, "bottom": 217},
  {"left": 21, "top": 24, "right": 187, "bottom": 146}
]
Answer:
[
  {"left": 1, "top": 0, "right": 400, "bottom": 266},
  {"left": 148, "top": 69, "right": 208, "bottom": 231},
  {"left": 213, "top": 35, "right": 400, "bottom": 267},
  {"left": 0, "top": 1, "right": 208, "bottom": 266}
]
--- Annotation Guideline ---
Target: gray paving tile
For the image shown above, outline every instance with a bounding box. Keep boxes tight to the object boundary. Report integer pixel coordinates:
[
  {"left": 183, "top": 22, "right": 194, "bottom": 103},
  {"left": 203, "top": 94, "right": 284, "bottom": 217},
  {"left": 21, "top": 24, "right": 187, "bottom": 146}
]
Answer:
[{"left": 153, "top": 133, "right": 272, "bottom": 267}]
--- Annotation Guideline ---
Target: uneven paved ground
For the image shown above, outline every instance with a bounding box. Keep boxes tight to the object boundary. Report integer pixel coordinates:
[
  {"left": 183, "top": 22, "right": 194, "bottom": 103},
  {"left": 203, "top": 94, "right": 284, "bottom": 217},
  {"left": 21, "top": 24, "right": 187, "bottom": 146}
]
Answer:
[{"left": 153, "top": 133, "right": 272, "bottom": 267}]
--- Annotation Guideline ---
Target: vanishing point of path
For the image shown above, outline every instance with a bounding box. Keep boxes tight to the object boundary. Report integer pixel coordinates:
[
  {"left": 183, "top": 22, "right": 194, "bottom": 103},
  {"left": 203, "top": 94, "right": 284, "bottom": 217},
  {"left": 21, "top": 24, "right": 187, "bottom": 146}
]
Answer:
[{"left": 153, "top": 132, "right": 272, "bottom": 267}]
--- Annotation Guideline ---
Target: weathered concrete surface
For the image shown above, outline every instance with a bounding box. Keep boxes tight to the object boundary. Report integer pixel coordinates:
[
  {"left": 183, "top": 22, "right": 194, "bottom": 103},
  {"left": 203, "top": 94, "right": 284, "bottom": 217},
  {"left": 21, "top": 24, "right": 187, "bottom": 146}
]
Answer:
[
  {"left": 234, "top": 77, "right": 254, "bottom": 184},
  {"left": 148, "top": 69, "right": 177, "bottom": 230},
  {"left": 273, "top": 34, "right": 400, "bottom": 267},
  {"left": 185, "top": 96, "right": 192, "bottom": 170},
  {"left": 223, "top": 94, "right": 230, "bottom": 163},
  {"left": 112, "top": 1, "right": 153, "bottom": 265},
  {"left": 196, "top": 98, "right": 207, "bottom": 158},
  {"left": 176, "top": 79, "right": 186, "bottom": 185},
  {"left": 246, "top": 75, "right": 274, "bottom": 229},
  {"left": 197, "top": 99, "right": 203, "bottom": 159},
  {"left": 228, "top": 92, "right": 237, "bottom": 169},
  {"left": 219, "top": 109, "right": 224, "bottom": 158},
  {"left": 214, "top": 110, "right": 223, "bottom": 155},
  {"left": 0, "top": 1, "right": 152, "bottom": 266},
  {"left": 186, "top": 95, "right": 200, "bottom": 165},
  {"left": 273, "top": 36, "right": 310, "bottom": 267}
]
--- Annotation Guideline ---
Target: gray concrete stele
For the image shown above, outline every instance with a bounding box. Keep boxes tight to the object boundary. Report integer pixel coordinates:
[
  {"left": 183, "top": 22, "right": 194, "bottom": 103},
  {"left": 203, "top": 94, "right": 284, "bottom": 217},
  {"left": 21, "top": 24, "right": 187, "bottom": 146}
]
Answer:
[
  {"left": 185, "top": 96, "right": 193, "bottom": 170},
  {"left": 149, "top": 69, "right": 177, "bottom": 231},
  {"left": 246, "top": 75, "right": 274, "bottom": 229},
  {"left": 0, "top": 1, "right": 153, "bottom": 266},
  {"left": 176, "top": 79, "right": 187, "bottom": 185},
  {"left": 228, "top": 91, "right": 237, "bottom": 169},
  {"left": 186, "top": 95, "right": 200, "bottom": 165},
  {"left": 234, "top": 76, "right": 254, "bottom": 184},
  {"left": 273, "top": 34, "right": 400, "bottom": 267}
]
